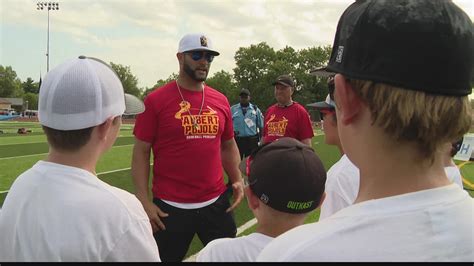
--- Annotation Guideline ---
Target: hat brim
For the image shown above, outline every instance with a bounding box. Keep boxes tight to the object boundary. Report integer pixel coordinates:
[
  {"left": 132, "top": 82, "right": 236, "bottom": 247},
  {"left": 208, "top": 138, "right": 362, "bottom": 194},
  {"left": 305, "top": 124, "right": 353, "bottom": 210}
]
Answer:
[
  {"left": 272, "top": 81, "right": 293, "bottom": 87},
  {"left": 307, "top": 101, "right": 334, "bottom": 109},
  {"left": 183, "top": 48, "right": 220, "bottom": 56},
  {"left": 124, "top": 93, "right": 145, "bottom": 115},
  {"left": 310, "top": 67, "right": 336, "bottom": 78}
]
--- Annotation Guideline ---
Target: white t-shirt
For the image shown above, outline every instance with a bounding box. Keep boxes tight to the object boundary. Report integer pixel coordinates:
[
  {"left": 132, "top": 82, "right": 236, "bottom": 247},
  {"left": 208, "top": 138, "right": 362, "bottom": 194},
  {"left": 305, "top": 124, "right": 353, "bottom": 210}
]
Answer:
[
  {"left": 320, "top": 156, "right": 464, "bottom": 220},
  {"left": 257, "top": 184, "right": 473, "bottom": 262},
  {"left": 319, "top": 154, "right": 359, "bottom": 220},
  {"left": 0, "top": 161, "right": 160, "bottom": 262},
  {"left": 444, "top": 165, "right": 463, "bottom": 188},
  {"left": 196, "top": 233, "right": 273, "bottom": 262}
]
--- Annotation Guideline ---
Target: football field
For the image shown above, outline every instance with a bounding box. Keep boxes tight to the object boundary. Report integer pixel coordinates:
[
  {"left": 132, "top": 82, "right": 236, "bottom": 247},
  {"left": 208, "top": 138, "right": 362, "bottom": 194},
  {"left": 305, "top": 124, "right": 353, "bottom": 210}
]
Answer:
[{"left": 1, "top": 120, "right": 473, "bottom": 260}]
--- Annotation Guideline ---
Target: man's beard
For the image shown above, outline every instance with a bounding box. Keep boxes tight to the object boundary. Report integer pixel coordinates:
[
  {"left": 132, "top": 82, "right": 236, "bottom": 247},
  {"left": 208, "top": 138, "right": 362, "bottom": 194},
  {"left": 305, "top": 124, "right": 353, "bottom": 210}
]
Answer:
[{"left": 183, "top": 59, "right": 208, "bottom": 82}]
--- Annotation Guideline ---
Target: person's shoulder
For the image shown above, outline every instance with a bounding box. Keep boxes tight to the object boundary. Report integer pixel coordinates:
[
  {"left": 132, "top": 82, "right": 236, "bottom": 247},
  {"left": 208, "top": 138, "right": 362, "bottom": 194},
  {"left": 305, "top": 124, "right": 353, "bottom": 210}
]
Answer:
[
  {"left": 257, "top": 222, "right": 321, "bottom": 261},
  {"left": 293, "top": 102, "right": 309, "bottom": 110},
  {"left": 146, "top": 81, "right": 176, "bottom": 98},
  {"left": 97, "top": 184, "right": 150, "bottom": 222},
  {"left": 266, "top": 104, "right": 277, "bottom": 111},
  {"left": 205, "top": 85, "right": 227, "bottom": 99}
]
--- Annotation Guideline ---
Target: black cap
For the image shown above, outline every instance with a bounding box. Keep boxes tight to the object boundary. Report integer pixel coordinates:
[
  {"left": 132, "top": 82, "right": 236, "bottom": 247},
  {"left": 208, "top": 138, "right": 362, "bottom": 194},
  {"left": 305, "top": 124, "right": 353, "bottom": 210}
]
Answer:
[
  {"left": 239, "top": 88, "right": 250, "bottom": 96},
  {"left": 239, "top": 138, "right": 326, "bottom": 214},
  {"left": 272, "top": 75, "right": 295, "bottom": 88},
  {"left": 326, "top": 0, "right": 473, "bottom": 96}
]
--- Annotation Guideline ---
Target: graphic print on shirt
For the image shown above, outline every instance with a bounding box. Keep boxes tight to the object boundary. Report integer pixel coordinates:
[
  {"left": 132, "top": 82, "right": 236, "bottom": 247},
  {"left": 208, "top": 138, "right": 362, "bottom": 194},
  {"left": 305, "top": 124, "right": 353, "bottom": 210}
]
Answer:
[
  {"left": 266, "top": 114, "right": 288, "bottom": 137},
  {"left": 175, "top": 100, "right": 219, "bottom": 139}
]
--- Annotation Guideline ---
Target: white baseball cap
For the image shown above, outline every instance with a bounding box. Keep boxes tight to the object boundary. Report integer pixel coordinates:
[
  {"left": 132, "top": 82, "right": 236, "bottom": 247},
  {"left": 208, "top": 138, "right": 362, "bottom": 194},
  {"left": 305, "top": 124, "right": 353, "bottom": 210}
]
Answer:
[
  {"left": 178, "top": 33, "right": 220, "bottom": 56},
  {"left": 39, "top": 55, "right": 145, "bottom": 130}
]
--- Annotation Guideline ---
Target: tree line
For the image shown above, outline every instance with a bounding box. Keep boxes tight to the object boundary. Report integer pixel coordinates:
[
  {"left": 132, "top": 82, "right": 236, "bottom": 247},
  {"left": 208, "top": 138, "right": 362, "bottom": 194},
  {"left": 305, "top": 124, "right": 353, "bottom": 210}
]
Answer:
[{"left": 2, "top": 42, "right": 473, "bottom": 113}]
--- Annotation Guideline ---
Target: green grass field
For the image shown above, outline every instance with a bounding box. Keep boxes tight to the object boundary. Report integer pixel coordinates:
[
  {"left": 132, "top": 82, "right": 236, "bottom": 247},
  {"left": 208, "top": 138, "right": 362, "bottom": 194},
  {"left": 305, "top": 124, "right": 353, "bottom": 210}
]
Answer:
[{"left": 1, "top": 120, "right": 473, "bottom": 260}]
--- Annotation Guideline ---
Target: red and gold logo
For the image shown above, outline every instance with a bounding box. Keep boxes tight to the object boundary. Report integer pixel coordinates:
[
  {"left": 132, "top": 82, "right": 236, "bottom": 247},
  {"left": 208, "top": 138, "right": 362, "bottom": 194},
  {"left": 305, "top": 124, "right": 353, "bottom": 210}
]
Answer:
[{"left": 266, "top": 114, "right": 288, "bottom": 137}]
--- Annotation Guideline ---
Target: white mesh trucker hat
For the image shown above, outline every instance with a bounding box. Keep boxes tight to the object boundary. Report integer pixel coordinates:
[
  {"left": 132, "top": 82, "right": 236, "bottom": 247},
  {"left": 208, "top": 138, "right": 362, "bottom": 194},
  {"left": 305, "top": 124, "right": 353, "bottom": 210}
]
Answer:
[{"left": 39, "top": 55, "right": 144, "bottom": 130}]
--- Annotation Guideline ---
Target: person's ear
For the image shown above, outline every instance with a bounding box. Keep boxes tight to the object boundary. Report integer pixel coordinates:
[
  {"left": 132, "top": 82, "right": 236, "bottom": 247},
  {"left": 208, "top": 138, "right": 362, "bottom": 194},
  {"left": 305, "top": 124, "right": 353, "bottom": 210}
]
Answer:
[
  {"left": 177, "top": 53, "right": 184, "bottom": 67},
  {"left": 334, "top": 74, "right": 362, "bottom": 125},
  {"left": 96, "top": 117, "right": 114, "bottom": 141},
  {"left": 245, "top": 186, "right": 260, "bottom": 211}
]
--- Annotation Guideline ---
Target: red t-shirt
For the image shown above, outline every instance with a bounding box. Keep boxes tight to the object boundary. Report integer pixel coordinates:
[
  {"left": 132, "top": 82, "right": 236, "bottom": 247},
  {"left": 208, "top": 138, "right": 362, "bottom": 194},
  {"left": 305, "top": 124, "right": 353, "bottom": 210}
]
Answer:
[
  {"left": 133, "top": 81, "right": 234, "bottom": 203},
  {"left": 263, "top": 102, "right": 314, "bottom": 143}
]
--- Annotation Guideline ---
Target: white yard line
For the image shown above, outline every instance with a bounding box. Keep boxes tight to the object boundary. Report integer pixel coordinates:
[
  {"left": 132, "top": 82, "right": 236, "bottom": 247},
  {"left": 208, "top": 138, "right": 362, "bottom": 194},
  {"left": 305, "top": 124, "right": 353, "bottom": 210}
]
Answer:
[
  {"left": 0, "top": 144, "right": 134, "bottom": 160},
  {"left": 183, "top": 218, "right": 258, "bottom": 262},
  {"left": 0, "top": 152, "right": 48, "bottom": 160}
]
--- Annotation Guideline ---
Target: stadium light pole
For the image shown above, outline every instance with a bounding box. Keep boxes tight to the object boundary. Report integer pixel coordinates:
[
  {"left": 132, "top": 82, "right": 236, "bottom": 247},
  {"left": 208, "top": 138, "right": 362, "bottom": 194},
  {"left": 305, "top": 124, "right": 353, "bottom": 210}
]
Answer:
[{"left": 36, "top": 2, "right": 59, "bottom": 72}]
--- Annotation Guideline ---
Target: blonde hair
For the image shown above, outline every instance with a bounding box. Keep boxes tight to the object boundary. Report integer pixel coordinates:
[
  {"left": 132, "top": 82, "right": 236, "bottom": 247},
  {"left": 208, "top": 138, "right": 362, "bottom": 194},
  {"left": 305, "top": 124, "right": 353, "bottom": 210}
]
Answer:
[{"left": 350, "top": 79, "right": 471, "bottom": 160}]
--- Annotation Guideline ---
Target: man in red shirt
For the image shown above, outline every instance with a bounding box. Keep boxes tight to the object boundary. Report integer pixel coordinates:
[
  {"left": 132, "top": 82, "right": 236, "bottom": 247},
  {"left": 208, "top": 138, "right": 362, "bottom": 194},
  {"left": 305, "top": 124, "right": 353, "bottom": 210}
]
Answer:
[
  {"left": 132, "top": 33, "right": 244, "bottom": 262},
  {"left": 263, "top": 75, "right": 314, "bottom": 146}
]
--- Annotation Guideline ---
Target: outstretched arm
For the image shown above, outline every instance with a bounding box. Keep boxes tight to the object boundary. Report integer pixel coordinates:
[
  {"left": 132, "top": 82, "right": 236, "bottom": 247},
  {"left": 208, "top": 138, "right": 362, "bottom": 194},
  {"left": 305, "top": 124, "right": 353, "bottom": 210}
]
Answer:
[{"left": 221, "top": 138, "right": 244, "bottom": 212}]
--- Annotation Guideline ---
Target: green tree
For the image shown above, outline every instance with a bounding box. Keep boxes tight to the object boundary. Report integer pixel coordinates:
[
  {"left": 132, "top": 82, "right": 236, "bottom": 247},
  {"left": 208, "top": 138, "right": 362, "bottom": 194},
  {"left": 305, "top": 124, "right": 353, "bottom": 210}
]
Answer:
[
  {"left": 0, "top": 65, "right": 23, "bottom": 97},
  {"left": 141, "top": 73, "right": 178, "bottom": 99},
  {"left": 22, "top": 77, "right": 39, "bottom": 94},
  {"left": 23, "top": 93, "right": 39, "bottom": 111},
  {"left": 206, "top": 70, "right": 238, "bottom": 104},
  {"left": 110, "top": 62, "right": 141, "bottom": 97},
  {"left": 232, "top": 43, "right": 332, "bottom": 112}
]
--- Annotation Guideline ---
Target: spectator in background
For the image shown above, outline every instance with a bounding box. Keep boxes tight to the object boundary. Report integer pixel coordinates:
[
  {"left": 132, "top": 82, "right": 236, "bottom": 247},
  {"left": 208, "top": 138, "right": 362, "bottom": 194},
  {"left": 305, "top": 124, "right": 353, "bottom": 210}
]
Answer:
[
  {"left": 231, "top": 88, "right": 264, "bottom": 159},
  {"left": 0, "top": 56, "right": 160, "bottom": 262},
  {"left": 197, "top": 138, "right": 326, "bottom": 262},
  {"left": 258, "top": 0, "right": 473, "bottom": 261},
  {"left": 263, "top": 75, "right": 314, "bottom": 146}
]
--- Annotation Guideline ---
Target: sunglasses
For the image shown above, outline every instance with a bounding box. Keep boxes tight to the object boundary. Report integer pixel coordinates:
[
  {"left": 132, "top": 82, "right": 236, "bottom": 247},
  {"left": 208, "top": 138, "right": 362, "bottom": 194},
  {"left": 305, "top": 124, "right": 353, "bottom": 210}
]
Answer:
[
  {"left": 187, "top": 51, "right": 214, "bottom": 63},
  {"left": 319, "top": 109, "right": 335, "bottom": 120}
]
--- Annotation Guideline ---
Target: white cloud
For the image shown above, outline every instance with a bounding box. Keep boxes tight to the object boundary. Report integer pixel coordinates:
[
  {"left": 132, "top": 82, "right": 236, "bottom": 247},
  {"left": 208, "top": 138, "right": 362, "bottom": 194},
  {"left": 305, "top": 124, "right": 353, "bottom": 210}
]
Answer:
[{"left": 1, "top": 0, "right": 472, "bottom": 94}]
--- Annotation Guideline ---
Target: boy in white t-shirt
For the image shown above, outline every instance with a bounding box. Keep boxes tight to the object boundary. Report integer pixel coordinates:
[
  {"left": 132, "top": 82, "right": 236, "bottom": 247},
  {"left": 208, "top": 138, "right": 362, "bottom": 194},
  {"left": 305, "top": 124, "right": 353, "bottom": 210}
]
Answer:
[
  {"left": 308, "top": 77, "right": 464, "bottom": 220},
  {"left": 0, "top": 56, "right": 160, "bottom": 262},
  {"left": 197, "top": 137, "right": 326, "bottom": 262},
  {"left": 258, "top": 0, "right": 473, "bottom": 262}
]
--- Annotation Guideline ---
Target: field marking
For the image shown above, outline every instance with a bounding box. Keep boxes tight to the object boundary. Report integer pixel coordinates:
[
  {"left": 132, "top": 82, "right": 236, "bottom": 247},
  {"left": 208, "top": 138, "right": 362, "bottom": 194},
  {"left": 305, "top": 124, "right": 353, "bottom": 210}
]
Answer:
[
  {"left": 0, "top": 152, "right": 49, "bottom": 160},
  {"left": 0, "top": 135, "right": 134, "bottom": 146},
  {"left": 0, "top": 140, "right": 47, "bottom": 146},
  {"left": 457, "top": 161, "right": 474, "bottom": 189},
  {"left": 183, "top": 218, "right": 258, "bottom": 262},
  {"left": 0, "top": 144, "right": 134, "bottom": 161},
  {"left": 0, "top": 163, "right": 153, "bottom": 195}
]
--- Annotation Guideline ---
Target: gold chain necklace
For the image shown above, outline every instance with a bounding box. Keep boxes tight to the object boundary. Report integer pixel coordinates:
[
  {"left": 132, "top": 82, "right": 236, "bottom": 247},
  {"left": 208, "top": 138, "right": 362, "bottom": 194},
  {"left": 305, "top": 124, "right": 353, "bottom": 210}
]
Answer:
[{"left": 176, "top": 80, "right": 205, "bottom": 130}]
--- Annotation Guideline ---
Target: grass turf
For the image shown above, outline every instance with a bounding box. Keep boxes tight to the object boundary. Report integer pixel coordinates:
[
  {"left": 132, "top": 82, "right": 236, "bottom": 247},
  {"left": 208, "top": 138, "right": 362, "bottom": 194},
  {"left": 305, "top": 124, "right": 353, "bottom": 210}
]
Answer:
[{"left": 0, "top": 121, "right": 473, "bottom": 260}]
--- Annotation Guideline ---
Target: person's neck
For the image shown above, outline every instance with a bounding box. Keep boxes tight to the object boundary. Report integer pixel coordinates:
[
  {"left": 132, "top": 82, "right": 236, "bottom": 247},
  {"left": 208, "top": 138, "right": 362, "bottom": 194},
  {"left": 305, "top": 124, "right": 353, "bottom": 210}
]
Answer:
[
  {"left": 277, "top": 100, "right": 293, "bottom": 107},
  {"left": 177, "top": 75, "right": 204, "bottom": 92},
  {"left": 240, "top": 102, "right": 250, "bottom": 107},
  {"left": 353, "top": 136, "right": 451, "bottom": 204},
  {"left": 256, "top": 217, "right": 305, "bottom": 238},
  {"left": 46, "top": 146, "right": 100, "bottom": 176}
]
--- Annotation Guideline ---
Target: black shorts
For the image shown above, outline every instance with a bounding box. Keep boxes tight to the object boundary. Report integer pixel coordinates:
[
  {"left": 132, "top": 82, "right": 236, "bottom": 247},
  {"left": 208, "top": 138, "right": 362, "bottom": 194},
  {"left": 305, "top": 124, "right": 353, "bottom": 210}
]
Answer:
[{"left": 152, "top": 193, "right": 237, "bottom": 262}]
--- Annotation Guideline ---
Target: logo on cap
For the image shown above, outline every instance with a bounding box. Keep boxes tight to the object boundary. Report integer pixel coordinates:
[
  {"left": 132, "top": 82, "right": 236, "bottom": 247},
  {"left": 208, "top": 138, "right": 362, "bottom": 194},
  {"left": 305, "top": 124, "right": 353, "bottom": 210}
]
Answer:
[
  {"left": 336, "top": 46, "right": 344, "bottom": 63},
  {"left": 260, "top": 194, "right": 269, "bottom": 204},
  {"left": 200, "top": 36, "right": 208, "bottom": 47}
]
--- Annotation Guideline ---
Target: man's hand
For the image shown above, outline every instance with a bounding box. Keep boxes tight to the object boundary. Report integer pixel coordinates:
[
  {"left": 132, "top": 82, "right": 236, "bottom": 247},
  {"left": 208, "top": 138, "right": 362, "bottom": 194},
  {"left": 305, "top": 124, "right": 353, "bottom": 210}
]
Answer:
[
  {"left": 226, "top": 180, "right": 244, "bottom": 212},
  {"left": 140, "top": 200, "right": 169, "bottom": 232}
]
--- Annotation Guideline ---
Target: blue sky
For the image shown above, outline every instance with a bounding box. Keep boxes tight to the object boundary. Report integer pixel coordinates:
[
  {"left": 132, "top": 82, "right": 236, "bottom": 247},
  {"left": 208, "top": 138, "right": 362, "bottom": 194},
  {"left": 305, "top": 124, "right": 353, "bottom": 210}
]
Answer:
[{"left": 1, "top": 0, "right": 473, "bottom": 97}]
